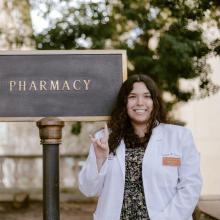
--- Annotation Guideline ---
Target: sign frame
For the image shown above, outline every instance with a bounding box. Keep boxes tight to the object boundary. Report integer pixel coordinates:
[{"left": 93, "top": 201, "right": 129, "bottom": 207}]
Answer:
[{"left": 0, "top": 50, "right": 127, "bottom": 122}]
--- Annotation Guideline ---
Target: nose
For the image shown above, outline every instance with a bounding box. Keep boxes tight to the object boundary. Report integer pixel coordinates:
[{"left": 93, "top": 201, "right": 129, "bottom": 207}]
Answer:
[{"left": 137, "top": 96, "right": 144, "bottom": 105}]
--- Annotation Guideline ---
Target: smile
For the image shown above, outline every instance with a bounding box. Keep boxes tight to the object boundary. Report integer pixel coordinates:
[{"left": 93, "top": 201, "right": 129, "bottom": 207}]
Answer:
[{"left": 134, "top": 109, "right": 147, "bottom": 113}]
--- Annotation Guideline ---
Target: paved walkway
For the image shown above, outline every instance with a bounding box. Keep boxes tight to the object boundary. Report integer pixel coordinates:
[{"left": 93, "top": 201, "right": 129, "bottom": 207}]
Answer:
[
  {"left": 0, "top": 202, "right": 96, "bottom": 220},
  {"left": 1, "top": 198, "right": 219, "bottom": 220}
]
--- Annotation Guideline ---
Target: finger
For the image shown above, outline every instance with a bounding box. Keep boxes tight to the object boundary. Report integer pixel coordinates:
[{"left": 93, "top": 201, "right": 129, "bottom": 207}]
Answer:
[
  {"left": 89, "top": 134, "right": 96, "bottom": 143},
  {"left": 96, "top": 139, "right": 102, "bottom": 147},
  {"left": 97, "top": 139, "right": 109, "bottom": 150},
  {"left": 104, "top": 123, "right": 109, "bottom": 140},
  {"left": 100, "top": 138, "right": 106, "bottom": 144},
  {"left": 90, "top": 135, "right": 102, "bottom": 149}
]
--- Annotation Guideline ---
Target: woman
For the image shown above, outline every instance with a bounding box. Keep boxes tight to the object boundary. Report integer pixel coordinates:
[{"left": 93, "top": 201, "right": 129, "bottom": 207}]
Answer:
[{"left": 78, "top": 74, "right": 202, "bottom": 220}]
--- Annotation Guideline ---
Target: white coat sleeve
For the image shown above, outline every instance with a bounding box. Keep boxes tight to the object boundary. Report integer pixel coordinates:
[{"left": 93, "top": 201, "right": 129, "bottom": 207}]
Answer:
[
  {"left": 152, "top": 129, "right": 202, "bottom": 220},
  {"left": 78, "top": 131, "right": 109, "bottom": 197}
]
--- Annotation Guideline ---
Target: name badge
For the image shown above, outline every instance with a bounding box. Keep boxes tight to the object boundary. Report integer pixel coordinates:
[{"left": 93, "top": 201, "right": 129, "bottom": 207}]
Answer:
[{"left": 162, "top": 157, "right": 181, "bottom": 166}]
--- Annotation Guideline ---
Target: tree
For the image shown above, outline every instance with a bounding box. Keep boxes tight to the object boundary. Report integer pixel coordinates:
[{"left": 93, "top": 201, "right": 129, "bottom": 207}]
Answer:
[
  {"left": 34, "top": 0, "right": 220, "bottom": 114},
  {"left": 0, "top": 0, "right": 34, "bottom": 49}
]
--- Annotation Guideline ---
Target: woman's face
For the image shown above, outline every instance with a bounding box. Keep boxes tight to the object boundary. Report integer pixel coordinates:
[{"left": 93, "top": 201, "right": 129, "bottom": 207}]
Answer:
[{"left": 127, "top": 82, "right": 153, "bottom": 126}]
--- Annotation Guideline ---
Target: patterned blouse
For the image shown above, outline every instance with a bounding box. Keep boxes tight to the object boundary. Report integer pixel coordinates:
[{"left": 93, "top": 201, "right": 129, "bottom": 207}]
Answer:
[{"left": 120, "top": 146, "right": 150, "bottom": 220}]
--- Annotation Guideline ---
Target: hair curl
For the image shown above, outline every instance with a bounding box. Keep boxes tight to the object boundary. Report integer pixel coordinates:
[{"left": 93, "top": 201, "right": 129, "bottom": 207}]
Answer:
[{"left": 108, "top": 74, "right": 166, "bottom": 155}]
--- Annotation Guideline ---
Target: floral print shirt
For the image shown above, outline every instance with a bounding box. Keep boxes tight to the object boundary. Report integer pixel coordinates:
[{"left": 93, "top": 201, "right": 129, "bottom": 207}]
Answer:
[{"left": 120, "top": 146, "right": 150, "bottom": 220}]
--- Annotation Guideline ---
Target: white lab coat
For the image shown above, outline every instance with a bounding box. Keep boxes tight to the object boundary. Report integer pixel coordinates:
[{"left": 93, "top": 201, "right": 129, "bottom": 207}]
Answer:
[{"left": 78, "top": 123, "right": 202, "bottom": 220}]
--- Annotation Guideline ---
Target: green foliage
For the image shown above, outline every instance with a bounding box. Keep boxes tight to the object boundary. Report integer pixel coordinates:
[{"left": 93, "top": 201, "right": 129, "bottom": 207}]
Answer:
[
  {"left": 34, "top": 0, "right": 220, "bottom": 113},
  {"left": 71, "top": 122, "right": 81, "bottom": 135}
]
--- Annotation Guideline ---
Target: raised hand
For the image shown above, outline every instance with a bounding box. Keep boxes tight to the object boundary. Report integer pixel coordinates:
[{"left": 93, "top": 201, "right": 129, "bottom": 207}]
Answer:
[{"left": 89, "top": 123, "right": 109, "bottom": 171}]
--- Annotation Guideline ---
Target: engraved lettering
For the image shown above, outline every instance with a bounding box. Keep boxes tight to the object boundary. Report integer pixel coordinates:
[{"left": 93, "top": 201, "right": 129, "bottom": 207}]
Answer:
[
  {"left": 40, "top": 80, "right": 47, "bottom": 90},
  {"left": 50, "top": 80, "right": 59, "bottom": 90},
  {"left": 8, "top": 79, "right": 92, "bottom": 92},
  {"left": 9, "top": 81, "right": 16, "bottom": 91},
  {"left": 29, "top": 81, "right": 37, "bottom": 91},
  {"left": 62, "top": 80, "right": 70, "bottom": 90},
  {"left": 83, "top": 79, "right": 91, "bottom": 90},
  {"left": 73, "top": 80, "right": 81, "bottom": 90},
  {"left": 19, "top": 81, "right": 26, "bottom": 91}
]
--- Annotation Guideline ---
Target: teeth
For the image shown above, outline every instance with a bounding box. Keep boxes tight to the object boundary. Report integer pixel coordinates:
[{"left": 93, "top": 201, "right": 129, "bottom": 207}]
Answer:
[{"left": 134, "top": 110, "right": 146, "bottom": 113}]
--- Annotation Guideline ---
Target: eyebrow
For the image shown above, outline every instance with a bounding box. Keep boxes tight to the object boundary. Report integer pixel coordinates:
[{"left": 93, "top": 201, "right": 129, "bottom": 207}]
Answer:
[{"left": 129, "top": 92, "right": 151, "bottom": 95}]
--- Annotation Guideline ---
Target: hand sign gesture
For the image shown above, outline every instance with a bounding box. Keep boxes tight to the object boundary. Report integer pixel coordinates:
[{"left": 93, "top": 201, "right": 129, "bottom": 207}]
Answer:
[{"left": 90, "top": 123, "right": 109, "bottom": 170}]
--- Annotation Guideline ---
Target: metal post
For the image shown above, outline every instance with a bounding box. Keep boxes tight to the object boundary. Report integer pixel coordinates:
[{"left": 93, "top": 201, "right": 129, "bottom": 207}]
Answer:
[{"left": 37, "top": 117, "right": 64, "bottom": 220}]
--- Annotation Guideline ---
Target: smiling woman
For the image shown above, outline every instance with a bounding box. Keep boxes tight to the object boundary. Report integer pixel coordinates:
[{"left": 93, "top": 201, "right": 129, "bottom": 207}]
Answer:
[
  {"left": 78, "top": 74, "right": 202, "bottom": 220},
  {"left": 126, "top": 82, "right": 153, "bottom": 137}
]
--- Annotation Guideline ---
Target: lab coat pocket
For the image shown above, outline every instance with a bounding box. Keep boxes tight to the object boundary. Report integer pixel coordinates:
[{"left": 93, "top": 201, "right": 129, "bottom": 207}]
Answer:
[{"left": 158, "top": 154, "right": 180, "bottom": 187}]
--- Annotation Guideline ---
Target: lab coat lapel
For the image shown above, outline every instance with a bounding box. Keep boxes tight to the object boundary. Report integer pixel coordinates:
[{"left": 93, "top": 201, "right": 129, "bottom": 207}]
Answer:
[
  {"left": 116, "top": 139, "right": 125, "bottom": 180},
  {"left": 142, "top": 124, "right": 164, "bottom": 176},
  {"left": 147, "top": 124, "right": 163, "bottom": 150}
]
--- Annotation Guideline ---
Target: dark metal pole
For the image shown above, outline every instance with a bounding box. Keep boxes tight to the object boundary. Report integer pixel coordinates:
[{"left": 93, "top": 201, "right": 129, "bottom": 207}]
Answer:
[{"left": 37, "top": 117, "right": 64, "bottom": 220}]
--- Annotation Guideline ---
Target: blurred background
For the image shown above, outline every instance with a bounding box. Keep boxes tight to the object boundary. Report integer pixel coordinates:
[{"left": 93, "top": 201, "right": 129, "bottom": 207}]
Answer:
[{"left": 0, "top": 0, "right": 219, "bottom": 219}]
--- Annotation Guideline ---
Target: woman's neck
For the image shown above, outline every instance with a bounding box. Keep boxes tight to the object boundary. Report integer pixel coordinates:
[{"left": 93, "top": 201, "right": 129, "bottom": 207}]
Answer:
[{"left": 132, "top": 123, "right": 148, "bottom": 138}]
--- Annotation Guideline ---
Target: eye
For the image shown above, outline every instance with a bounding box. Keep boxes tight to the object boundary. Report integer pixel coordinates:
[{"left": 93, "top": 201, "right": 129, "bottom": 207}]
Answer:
[
  {"left": 128, "top": 95, "right": 136, "bottom": 99},
  {"left": 144, "top": 94, "right": 151, "bottom": 98}
]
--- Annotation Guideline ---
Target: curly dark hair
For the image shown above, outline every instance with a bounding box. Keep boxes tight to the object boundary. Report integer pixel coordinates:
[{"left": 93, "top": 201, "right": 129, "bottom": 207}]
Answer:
[{"left": 108, "top": 74, "right": 166, "bottom": 155}]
